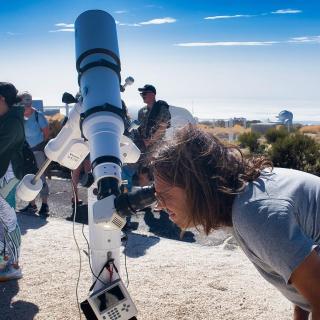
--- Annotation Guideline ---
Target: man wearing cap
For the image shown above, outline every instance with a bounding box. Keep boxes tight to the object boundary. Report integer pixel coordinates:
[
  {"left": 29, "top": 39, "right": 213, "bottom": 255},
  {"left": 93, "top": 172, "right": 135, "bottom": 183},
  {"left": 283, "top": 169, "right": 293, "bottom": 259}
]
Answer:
[
  {"left": 19, "top": 92, "right": 50, "bottom": 217},
  {"left": 135, "top": 84, "right": 171, "bottom": 186}
]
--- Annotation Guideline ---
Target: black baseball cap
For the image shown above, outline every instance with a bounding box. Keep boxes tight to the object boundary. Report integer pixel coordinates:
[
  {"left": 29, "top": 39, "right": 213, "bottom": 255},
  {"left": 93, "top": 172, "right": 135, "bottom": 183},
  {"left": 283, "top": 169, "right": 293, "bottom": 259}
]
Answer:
[{"left": 138, "top": 84, "right": 156, "bottom": 94}]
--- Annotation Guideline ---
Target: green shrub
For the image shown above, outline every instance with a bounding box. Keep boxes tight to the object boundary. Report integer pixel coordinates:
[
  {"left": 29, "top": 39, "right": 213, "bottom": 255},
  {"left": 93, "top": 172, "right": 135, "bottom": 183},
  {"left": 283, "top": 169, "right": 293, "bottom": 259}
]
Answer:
[
  {"left": 265, "top": 127, "right": 288, "bottom": 144},
  {"left": 269, "top": 133, "right": 320, "bottom": 175},
  {"left": 238, "top": 132, "right": 261, "bottom": 153}
]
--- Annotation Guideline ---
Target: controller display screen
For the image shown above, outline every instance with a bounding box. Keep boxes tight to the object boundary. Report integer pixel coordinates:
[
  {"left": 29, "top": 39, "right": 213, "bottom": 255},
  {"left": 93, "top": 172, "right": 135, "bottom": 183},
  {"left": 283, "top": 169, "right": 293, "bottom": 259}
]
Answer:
[{"left": 94, "top": 285, "right": 125, "bottom": 313}]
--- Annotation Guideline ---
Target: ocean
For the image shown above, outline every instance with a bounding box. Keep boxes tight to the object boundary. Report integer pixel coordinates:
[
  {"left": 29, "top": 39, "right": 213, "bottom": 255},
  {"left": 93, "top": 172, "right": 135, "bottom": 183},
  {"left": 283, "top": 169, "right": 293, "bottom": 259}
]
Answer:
[{"left": 46, "top": 97, "right": 320, "bottom": 124}]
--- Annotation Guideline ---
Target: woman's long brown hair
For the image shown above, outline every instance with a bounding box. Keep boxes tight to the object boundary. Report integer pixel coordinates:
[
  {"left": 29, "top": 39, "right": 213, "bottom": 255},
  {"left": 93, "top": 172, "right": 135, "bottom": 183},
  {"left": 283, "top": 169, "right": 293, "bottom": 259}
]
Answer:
[{"left": 152, "top": 125, "right": 272, "bottom": 234}]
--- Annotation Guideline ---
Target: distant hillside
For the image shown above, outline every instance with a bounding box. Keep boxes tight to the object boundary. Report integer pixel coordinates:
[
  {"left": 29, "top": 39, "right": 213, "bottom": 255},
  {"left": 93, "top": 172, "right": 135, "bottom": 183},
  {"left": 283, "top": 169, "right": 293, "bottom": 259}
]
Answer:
[{"left": 299, "top": 125, "right": 320, "bottom": 143}]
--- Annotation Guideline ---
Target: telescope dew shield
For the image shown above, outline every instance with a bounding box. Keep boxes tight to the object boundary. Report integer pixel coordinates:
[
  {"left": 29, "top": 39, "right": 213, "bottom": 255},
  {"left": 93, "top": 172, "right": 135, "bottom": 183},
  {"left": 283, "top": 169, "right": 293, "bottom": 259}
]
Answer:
[
  {"left": 75, "top": 10, "right": 124, "bottom": 186},
  {"left": 115, "top": 185, "right": 157, "bottom": 216}
]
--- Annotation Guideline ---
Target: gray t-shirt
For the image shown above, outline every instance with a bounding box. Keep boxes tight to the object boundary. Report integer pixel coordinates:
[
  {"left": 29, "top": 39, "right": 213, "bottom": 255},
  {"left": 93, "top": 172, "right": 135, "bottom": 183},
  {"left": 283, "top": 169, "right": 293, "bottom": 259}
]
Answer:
[{"left": 232, "top": 168, "right": 320, "bottom": 311}]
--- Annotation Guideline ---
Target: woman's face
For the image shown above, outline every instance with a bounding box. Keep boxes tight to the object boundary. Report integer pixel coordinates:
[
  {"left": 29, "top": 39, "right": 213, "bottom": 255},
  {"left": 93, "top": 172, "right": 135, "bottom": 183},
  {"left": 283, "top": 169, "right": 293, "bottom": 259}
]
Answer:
[{"left": 154, "top": 174, "right": 191, "bottom": 229}]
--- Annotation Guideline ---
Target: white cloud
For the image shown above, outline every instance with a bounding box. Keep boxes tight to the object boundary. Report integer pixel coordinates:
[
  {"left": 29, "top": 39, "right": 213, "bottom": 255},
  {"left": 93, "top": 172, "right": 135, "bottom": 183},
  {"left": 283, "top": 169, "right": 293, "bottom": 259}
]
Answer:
[
  {"left": 117, "top": 17, "right": 176, "bottom": 27},
  {"left": 140, "top": 17, "right": 176, "bottom": 25},
  {"left": 6, "top": 32, "right": 21, "bottom": 36},
  {"left": 176, "top": 41, "right": 278, "bottom": 47},
  {"left": 55, "top": 23, "right": 74, "bottom": 28},
  {"left": 289, "top": 36, "right": 320, "bottom": 43},
  {"left": 272, "top": 9, "right": 302, "bottom": 14},
  {"left": 176, "top": 35, "right": 320, "bottom": 47},
  {"left": 114, "top": 10, "right": 127, "bottom": 14},
  {"left": 118, "top": 22, "right": 141, "bottom": 27},
  {"left": 204, "top": 14, "right": 253, "bottom": 20},
  {"left": 145, "top": 5, "right": 163, "bottom": 9},
  {"left": 49, "top": 28, "right": 75, "bottom": 33},
  {"left": 204, "top": 10, "right": 302, "bottom": 21},
  {"left": 50, "top": 23, "right": 74, "bottom": 33}
]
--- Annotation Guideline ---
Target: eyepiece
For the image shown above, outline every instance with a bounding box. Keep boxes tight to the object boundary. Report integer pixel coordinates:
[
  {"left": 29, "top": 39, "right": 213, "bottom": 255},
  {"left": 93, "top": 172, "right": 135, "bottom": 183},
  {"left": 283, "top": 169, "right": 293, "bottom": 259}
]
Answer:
[{"left": 115, "top": 185, "right": 156, "bottom": 216}]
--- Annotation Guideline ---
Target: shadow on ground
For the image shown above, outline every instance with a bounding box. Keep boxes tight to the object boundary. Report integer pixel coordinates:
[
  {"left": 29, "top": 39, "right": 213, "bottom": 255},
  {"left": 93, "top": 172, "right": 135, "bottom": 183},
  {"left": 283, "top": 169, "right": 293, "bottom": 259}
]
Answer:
[
  {"left": 65, "top": 204, "right": 88, "bottom": 224},
  {"left": 122, "top": 232, "right": 160, "bottom": 258},
  {"left": 17, "top": 213, "right": 48, "bottom": 235},
  {"left": 67, "top": 206, "right": 196, "bottom": 243},
  {"left": 143, "top": 209, "right": 195, "bottom": 243},
  {"left": 0, "top": 214, "right": 45, "bottom": 320},
  {"left": 0, "top": 279, "right": 39, "bottom": 320}
]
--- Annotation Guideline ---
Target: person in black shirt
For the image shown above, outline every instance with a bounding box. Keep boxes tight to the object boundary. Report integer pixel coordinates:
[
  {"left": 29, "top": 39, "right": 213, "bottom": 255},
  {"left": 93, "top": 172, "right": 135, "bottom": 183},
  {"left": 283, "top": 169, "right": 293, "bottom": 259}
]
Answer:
[{"left": 134, "top": 84, "right": 171, "bottom": 186}]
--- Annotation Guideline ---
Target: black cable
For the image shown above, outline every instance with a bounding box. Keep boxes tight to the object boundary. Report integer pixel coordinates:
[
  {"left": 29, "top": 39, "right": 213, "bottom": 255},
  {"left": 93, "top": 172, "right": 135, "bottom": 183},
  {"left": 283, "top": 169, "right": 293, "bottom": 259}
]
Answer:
[
  {"left": 89, "top": 258, "right": 116, "bottom": 291},
  {"left": 122, "top": 230, "right": 130, "bottom": 287},
  {"left": 85, "top": 230, "right": 130, "bottom": 291}
]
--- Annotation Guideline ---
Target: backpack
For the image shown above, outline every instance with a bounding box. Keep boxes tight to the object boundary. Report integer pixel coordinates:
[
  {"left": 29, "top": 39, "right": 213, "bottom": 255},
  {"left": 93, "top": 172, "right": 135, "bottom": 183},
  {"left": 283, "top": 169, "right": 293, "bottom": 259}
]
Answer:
[
  {"left": 29, "top": 110, "right": 47, "bottom": 152},
  {"left": 22, "top": 141, "right": 38, "bottom": 175},
  {"left": 34, "top": 110, "right": 39, "bottom": 124}
]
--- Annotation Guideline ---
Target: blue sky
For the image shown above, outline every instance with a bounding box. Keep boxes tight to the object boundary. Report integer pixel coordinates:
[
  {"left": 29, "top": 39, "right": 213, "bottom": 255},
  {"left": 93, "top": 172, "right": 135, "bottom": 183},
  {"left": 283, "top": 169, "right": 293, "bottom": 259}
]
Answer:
[{"left": 1, "top": 0, "right": 320, "bottom": 120}]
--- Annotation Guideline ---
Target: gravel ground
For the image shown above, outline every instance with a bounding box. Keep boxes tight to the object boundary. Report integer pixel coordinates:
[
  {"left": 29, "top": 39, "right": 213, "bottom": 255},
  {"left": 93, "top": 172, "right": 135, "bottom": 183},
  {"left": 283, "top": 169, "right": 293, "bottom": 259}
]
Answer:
[
  {"left": 0, "top": 214, "right": 292, "bottom": 320},
  {"left": 16, "top": 178, "right": 87, "bottom": 220},
  {"left": 0, "top": 178, "right": 293, "bottom": 320}
]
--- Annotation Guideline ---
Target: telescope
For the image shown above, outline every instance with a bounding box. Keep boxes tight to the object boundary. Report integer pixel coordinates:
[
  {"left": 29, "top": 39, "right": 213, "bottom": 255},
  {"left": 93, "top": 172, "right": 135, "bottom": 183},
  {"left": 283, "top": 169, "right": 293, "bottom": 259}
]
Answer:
[{"left": 16, "top": 10, "right": 147, "bottom": 320}]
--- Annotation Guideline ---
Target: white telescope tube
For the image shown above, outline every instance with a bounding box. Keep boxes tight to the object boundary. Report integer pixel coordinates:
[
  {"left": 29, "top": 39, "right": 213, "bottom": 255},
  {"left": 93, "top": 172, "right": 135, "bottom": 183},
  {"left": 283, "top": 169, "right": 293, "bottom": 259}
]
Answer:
[
  {"left": 75, "top": 10, "right": 125, "bottom": 294},
  {"left": 75, "top": 10, "right": 124, "bottom": 184}
]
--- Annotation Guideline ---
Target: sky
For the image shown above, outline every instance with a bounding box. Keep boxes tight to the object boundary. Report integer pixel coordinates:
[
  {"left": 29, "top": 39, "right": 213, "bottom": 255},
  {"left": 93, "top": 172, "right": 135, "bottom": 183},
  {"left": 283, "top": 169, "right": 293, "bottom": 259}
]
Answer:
[{"left": 1, "top": 0, "right": 320, "bottom": 120}]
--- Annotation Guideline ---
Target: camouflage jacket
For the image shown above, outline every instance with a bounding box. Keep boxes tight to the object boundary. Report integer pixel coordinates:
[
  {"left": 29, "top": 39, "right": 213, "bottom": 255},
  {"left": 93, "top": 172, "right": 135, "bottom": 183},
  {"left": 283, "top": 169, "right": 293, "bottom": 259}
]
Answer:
[{"left": 137, "top": 100, "right": 171, "bottom": 141}]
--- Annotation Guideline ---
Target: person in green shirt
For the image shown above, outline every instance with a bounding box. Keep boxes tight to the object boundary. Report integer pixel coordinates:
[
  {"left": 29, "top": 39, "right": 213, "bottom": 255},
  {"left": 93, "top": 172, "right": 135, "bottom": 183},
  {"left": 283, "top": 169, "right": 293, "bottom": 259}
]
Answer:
[
  {"left": 0, "top": 82, "right": 24, "bottom": 281},
  {"left": 0, "top": 83, "right": 25, "bottom": 181}
]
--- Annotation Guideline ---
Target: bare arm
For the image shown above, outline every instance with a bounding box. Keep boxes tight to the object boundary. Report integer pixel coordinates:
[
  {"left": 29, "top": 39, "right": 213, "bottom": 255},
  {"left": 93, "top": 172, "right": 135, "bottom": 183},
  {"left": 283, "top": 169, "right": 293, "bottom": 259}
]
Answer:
[
  {"left": 290, "top": 249, "right": 320, "bottom": 319},
  {"left": 41, "top": 126, "right": 50, "bottom": 141}
]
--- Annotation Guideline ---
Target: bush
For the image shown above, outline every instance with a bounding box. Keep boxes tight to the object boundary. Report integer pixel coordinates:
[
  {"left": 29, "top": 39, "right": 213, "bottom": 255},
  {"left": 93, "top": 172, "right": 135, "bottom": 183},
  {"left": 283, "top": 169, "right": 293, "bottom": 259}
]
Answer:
[
  {"left": 45, "top": 114, "right": 70, "bottom": 178},
  {"left": 238, "top": 131, "right": 261, "bottom": 153},
  {"left": 47, "top": 114, "right": 65, "bottom": 140},
  {"left": 265, "top": 127, "right": 288, "bottom": 144},
  {"left": 269, "top": 133, "right": 320, "bottom": 175}
]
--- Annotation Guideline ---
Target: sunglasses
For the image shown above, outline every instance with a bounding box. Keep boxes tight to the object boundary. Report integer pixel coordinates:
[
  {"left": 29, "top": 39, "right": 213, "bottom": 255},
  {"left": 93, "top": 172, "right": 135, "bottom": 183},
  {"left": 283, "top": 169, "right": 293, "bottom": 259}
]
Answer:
[
  {"left": 154, "top": 186, "right": 174, "bottom": 211},
  {"left": 140, "top": 91, "right": 153, "bottom": 97}
]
